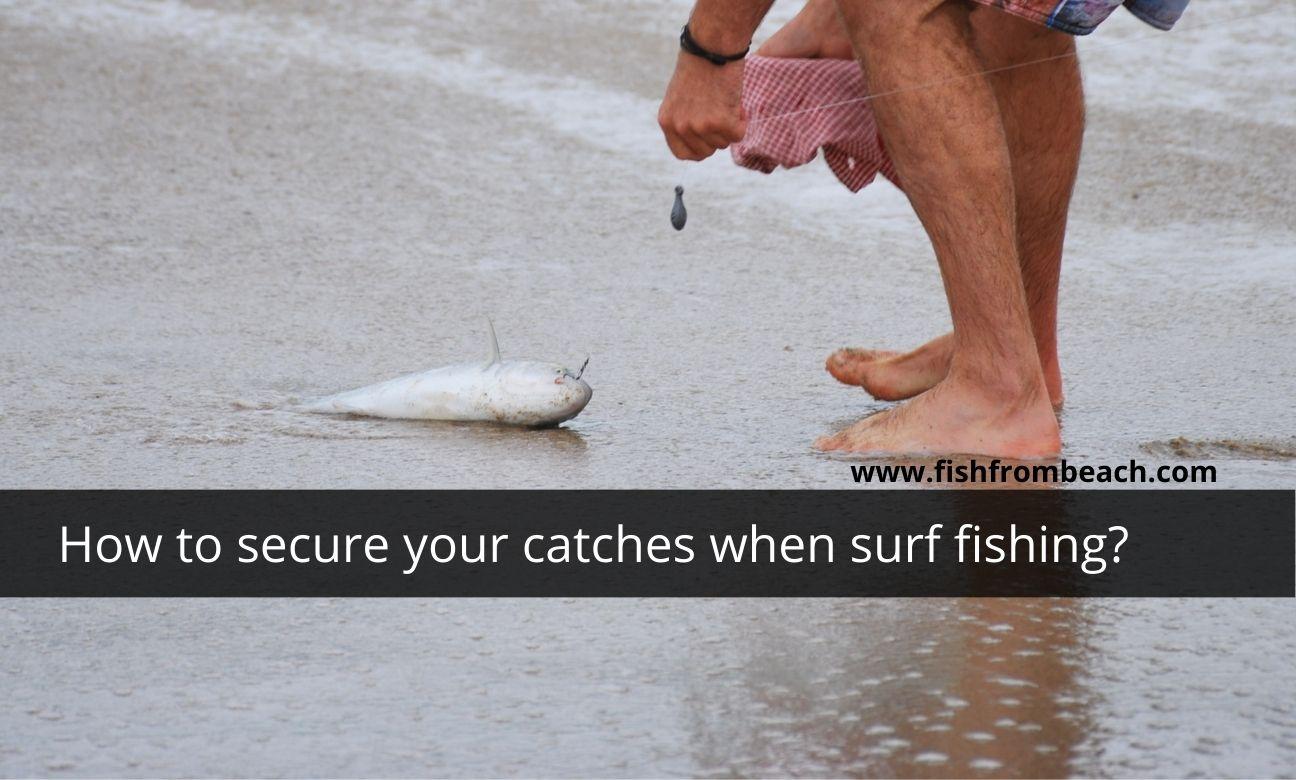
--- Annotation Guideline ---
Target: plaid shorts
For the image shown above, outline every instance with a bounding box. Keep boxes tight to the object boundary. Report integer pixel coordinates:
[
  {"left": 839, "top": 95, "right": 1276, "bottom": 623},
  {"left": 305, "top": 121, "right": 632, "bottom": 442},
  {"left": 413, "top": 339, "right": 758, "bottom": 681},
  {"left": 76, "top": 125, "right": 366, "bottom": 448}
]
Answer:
[{"left": 970, "top": 0, "right": 1189, "bottom": 35}]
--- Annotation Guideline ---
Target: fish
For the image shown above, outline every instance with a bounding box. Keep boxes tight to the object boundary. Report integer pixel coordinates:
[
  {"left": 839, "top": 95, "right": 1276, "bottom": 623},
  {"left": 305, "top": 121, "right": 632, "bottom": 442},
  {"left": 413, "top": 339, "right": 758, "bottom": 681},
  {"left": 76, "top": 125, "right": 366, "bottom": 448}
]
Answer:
[{"left": 300, "top": 320, "right": 592, "bottom": 427}]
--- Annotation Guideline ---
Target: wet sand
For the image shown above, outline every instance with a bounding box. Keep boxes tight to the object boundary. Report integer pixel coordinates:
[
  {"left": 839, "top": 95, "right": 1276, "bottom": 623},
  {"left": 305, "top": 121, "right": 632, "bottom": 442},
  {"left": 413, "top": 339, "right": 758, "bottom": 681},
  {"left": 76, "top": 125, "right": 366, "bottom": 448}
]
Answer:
[{"left": 1, "top": 0, "right": 1294, "bottom": 775}]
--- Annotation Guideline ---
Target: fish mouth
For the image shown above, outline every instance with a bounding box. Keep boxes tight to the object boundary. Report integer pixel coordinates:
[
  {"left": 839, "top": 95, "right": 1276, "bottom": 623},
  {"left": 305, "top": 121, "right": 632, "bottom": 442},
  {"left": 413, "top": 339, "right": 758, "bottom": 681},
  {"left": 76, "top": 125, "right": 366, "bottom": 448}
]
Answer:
[{"left": 563, "top": 356, "right": 590, "bottom": 381}]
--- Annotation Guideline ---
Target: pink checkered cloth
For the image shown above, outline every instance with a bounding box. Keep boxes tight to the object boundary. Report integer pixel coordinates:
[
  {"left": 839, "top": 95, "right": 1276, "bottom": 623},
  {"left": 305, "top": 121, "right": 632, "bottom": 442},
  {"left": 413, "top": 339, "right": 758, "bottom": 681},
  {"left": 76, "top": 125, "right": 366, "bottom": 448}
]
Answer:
[{"left": 732, "top": 56, "right": 901, "bottom": 193}]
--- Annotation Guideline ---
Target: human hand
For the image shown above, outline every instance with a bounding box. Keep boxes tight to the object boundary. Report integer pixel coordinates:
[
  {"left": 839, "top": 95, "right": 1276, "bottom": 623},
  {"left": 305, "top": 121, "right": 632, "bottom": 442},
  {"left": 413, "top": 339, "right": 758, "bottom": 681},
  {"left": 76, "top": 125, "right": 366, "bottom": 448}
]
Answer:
[{"left": 657, "top": 50, "right": 747, "bottom": 161}]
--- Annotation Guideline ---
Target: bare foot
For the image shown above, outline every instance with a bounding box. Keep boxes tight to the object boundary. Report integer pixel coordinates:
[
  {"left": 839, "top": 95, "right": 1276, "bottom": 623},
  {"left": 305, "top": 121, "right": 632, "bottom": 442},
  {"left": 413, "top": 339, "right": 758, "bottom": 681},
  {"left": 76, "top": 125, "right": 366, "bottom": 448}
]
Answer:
[
  {"left": 815, "top": 374, "right": 1061, "bottom": 459},
  {"left": 827, "top": 333, "right": 952, "bottom": 400},
  {"left": 823, "top": 348, "right": 899, "bottom": 383},
  {"left": 827, "top": 332, "right": 1066, "bottom": 409},
  {"left": 756, "top": 0, "right": 855, "bottom": 60}
]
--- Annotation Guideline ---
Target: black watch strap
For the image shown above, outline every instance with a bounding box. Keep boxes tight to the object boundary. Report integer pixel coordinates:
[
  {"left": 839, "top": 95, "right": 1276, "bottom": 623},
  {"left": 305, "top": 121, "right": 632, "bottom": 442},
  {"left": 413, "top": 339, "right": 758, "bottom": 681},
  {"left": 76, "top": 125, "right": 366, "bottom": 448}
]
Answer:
[{"left": 679, "top": 23, "right": 750, "bottom": 66}]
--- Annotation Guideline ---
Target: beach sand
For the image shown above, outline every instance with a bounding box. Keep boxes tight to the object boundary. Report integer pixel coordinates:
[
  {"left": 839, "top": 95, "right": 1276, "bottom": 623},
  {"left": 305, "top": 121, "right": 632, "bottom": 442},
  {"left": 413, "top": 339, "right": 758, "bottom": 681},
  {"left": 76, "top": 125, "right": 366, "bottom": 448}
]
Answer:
[{"left": 1, "top": 0, "right": 1293, "bottom": 775}]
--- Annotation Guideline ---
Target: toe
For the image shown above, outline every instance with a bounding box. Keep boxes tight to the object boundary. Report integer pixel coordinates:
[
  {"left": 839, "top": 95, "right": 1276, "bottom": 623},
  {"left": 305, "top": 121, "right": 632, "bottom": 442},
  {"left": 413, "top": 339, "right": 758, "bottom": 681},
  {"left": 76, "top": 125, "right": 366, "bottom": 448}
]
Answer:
[
  {"left": 826, "top": 348, "right": 898, "bottom": 386},
  {"left": 831, "top": 347, "right": 895, "bottom": 362}
]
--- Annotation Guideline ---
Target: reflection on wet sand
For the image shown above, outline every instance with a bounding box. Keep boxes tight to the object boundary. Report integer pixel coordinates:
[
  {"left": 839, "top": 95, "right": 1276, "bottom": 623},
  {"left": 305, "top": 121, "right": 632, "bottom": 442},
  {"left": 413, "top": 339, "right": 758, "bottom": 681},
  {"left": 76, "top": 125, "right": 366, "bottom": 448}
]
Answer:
[
  {"left": 922, "top": 598, "right": 1090, "bottom": 778},
  {"left": 684, "top": 597, "right": 1088, "bottom": 777},
  {"left": 686, "top": 482, "right": 1088, "bottom": 777}
]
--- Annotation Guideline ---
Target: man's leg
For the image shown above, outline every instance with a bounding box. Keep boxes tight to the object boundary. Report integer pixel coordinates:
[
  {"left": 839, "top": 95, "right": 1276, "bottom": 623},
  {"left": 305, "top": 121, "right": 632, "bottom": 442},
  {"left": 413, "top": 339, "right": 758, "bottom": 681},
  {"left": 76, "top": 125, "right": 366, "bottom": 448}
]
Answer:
[
  {"left": 969, "top": 7, "right": 1081, "bottom": 405},
  {"left": 817, "top": 0, "right": 1058, "bottom": 457},
  {"left": 825, "top": 4, "right": 1083, "bottom": 409}
]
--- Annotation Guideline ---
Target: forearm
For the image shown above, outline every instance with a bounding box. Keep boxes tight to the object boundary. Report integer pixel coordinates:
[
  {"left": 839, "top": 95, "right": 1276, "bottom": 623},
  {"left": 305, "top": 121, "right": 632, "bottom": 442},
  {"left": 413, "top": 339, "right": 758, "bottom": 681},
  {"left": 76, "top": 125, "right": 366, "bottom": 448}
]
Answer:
[{"left": 687, "top": 0, "right": 776, "bottom": 54}]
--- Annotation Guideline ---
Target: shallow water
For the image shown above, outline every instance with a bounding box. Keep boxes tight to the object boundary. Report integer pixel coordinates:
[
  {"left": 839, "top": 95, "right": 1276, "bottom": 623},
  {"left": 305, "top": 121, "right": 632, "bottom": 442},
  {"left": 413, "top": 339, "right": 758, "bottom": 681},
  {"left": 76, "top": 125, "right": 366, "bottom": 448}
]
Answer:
[{"left": 1, "top": 0, "right": 1293, "bottom": 775}]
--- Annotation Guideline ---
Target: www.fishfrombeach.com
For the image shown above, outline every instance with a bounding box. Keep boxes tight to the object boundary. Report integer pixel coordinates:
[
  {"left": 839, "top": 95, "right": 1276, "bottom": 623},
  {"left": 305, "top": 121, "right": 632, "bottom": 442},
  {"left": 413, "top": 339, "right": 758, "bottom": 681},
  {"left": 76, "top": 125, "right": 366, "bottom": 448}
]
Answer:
[
  {"left": 850, "top": 458, "right": 1219, "bottom": 484},
  {"left": 3, "top": 0, "right": 1294, "bottom": 778}
]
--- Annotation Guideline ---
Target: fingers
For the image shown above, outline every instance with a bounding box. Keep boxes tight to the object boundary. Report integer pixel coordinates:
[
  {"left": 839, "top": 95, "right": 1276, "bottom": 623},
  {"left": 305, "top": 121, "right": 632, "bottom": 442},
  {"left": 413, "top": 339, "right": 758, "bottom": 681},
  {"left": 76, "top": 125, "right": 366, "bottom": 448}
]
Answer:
[
  {"left": 661, "top": 126, "right": 714, "bottom": 161},
  {"left": 665, "top": 131, "right": 712, "bottom": 161},
  {"left": 663, "top": 131, "right": 701, "bottom": 161},
  {"left": 659, "top": 118, "right": 747, "bottom": 161},
  {"left": 687, "top": 138, "right": 718, "bottom": 160},
  {"left": 700, "top": 132, "right": 733, "bottom": 153},
  {"left": 701, "top": 120, "right": 747, "bottom": 154}
]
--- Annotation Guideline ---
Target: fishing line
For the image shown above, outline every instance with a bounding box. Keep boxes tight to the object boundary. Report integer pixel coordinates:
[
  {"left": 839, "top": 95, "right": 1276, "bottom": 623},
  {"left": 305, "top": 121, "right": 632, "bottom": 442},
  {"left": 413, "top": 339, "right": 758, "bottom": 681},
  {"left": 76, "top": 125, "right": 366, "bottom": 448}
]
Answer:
[{"left": 669, "top": 3, "right": 1286, "bottom": 228}]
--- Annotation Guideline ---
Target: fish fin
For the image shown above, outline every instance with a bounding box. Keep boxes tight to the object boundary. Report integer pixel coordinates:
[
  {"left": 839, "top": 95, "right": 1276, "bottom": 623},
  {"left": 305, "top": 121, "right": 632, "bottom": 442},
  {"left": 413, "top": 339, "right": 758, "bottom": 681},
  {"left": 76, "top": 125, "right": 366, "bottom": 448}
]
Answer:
[{"left": 484, "top": 317, "right": 501, "bottom": 366}]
